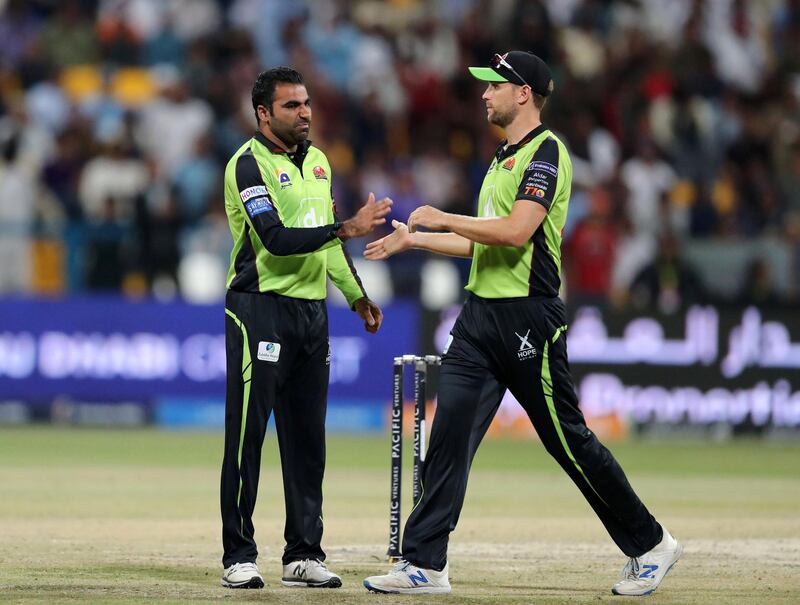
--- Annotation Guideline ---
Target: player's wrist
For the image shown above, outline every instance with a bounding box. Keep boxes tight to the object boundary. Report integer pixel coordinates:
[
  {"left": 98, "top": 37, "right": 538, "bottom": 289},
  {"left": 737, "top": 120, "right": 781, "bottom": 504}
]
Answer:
[
  {"left": 336, "top": 220, "right": 355, "bottom": 241},
  {"left": 439, "top": 212, "right": 455, "bottom": 231}
]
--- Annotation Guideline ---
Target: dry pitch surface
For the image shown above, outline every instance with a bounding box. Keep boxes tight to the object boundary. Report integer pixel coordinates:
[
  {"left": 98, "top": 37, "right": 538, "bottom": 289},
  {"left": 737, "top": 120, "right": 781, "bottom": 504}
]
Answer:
[{"left": 0, "top": 427, "right": 798, "bottom": 604}]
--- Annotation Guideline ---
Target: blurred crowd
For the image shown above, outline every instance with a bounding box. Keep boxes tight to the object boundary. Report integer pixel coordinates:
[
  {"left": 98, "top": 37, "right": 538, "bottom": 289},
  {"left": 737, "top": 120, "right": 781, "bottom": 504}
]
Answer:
[{"left": 0, "top": 0, "right": 799, "bottom": 311}]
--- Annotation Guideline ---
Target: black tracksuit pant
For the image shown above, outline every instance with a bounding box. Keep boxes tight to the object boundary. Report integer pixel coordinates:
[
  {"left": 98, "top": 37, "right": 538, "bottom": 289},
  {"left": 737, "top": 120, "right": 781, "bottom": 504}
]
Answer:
[
  {"left": 402, "top": 294, "right": 662, "bottom": 570},
  {"left": 221, "top": 289, "right": 329, "bottom": 567}
]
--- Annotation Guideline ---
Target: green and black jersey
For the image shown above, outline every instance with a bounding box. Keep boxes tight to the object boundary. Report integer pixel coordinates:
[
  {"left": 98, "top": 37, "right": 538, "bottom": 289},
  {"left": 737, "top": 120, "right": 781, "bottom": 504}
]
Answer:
[
  {"left": 466, "top": 124, "right": 572, "bottom": 298},
  {"left": 223, "top": 131, "right": 366, "bottom": 306}
]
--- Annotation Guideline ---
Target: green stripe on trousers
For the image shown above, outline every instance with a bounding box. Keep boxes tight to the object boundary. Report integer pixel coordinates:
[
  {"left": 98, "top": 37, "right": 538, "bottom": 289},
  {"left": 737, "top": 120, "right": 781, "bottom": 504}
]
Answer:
[
  {"left": 541, "top": 332, "right": 608, "bottom": 507},
  {"left": 225, "top": 308, "right": 252, "bottom": 533}
]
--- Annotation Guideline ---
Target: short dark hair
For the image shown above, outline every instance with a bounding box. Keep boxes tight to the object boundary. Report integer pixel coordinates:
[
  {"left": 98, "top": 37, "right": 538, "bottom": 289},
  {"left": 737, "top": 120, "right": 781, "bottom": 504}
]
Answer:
[
  {"left": 252, "top": 67, "right": 305, "bottom": 124},
  {"left": 532, "top": 80, "right": 553, "bottom": 111}
]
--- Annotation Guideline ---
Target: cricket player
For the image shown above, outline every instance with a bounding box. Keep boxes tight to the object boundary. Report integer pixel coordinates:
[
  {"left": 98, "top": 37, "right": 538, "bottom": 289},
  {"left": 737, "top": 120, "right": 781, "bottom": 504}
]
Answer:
[
  {"left": 220, "top": 67, "right": 391, "bottom": 589},
  {"left": 362, "top": 51, "right": 682, "bottom": 596}
]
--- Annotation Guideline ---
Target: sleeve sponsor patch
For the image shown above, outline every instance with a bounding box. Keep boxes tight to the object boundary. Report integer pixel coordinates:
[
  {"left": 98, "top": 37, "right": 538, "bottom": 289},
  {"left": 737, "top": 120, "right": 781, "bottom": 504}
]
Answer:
[
  {"left": 523, "top": 185, "right": 547, "bottom": 198},
  {"left": 244, "top": 196, "right": 274, "bottom": 217},
  {"left": 240, "top": 185, "right": 268, "bottom": 202},
  {"left": 528, "top": 161, "right": 558, "bottom": 177}
]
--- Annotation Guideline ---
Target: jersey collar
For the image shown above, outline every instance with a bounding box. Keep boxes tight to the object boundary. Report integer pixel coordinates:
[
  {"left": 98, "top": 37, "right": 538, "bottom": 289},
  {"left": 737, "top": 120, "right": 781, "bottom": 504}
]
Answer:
[
  {"left": 254, "top": 131, "right": 310, "bottom": 154},
  {"left": 253, "top": 131, "right": 311, "bottom": 169},
  {"left": 494, "top": 123, "right": 548, "bottom": 162}
]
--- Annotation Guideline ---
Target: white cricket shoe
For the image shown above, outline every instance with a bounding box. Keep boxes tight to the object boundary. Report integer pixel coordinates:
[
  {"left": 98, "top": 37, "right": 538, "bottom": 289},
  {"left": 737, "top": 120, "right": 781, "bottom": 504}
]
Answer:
[
  {"left": 364, "top": 559, "right": 451, "bottom": 594},
  {"left": 221, "top": 562, "right": 264, "bottom": 588},
  {"left": 612, "top": 529, "right": 683, "bottom": 596},
  {"left": 281, "top": 558, "right": 342, "bottom": 588}
]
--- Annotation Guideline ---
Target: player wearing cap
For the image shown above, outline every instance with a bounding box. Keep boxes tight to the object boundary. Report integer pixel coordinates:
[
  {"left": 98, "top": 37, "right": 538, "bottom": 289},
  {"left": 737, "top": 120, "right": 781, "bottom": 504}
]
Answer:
[
  {"left": 362, "top": 51, "right": 682, "bottom": 596},
  {"left": 220, "top": 67, "right": 391, "bottom": 590}
]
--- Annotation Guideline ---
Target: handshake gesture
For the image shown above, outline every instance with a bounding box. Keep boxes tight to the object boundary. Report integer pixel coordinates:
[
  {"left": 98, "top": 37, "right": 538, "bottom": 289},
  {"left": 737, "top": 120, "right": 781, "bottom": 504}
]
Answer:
[{"left": 364, "top": 206, "right": 448, "bottom": 260}]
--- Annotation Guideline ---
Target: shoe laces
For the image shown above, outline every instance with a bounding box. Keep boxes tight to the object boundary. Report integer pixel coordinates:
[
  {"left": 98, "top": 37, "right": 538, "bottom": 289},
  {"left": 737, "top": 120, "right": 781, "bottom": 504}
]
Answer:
[
  {"left": 390, "top": 559, "right": 412, "bottom": 575},
  {"left": 622, "top": 557, "right": 641, "bottom": 580},
  {"left": 228, "top": 562, "right": 257, "bottom": 574},
  {"left": 296, "top": 558, "right": 327, "bottom": 572}
]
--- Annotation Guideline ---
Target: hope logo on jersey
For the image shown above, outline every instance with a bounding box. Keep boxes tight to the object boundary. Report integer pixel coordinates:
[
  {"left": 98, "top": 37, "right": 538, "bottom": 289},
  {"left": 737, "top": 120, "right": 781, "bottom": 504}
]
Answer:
[
  {"left": 313, "top": 165, "right": 328, "bottom": 180},
  {"left": 240, "top": 185, "right": 268, "bottom": 202},
  {"left": 275, "top": 168, "right": 292, "bottom": 188},
  {"left": 244, "top": 196, "right": 274, "bottom": 218},
  {"left": 502, "top": 157, "right": 516, "bottom": 170}
]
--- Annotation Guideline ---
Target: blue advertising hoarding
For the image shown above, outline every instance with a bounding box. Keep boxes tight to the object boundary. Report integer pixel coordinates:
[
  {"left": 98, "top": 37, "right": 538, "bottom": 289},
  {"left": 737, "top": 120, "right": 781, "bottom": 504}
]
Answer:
[{"left": 0, "top": 297, "right": 418, "bottom": 429}]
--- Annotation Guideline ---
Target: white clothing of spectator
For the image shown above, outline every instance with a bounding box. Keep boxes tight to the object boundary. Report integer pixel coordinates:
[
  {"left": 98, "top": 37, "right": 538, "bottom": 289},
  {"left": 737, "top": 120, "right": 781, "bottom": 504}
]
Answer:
[
  {"left": 100, "top": 0, "right": 221, "bottom": 41},
  {"left": 0, "top": 136, "right": 36, "bottom": 292},
  {"left": 136, "top": 71, "right": 213, "bottom": 179},
  {"left": 703, "top": 0, "right": 768, "bottom": 94},
  {"left": 621, "top": 141, "right": 676, "bottom": 235},
  {"left": 78, "top": 141, "right": 149, "bottom": 223}
]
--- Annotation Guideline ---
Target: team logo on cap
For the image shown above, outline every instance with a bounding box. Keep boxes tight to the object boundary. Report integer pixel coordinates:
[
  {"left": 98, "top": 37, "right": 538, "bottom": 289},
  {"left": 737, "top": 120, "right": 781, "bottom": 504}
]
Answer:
[
  {"left": 313, "top": 165, "right": 328, "bottom": 180},
  {"left": 275, "top": 168, "right": 292, "bottom": 188},
  {"left": 502, "top": 157, "right": 516, "bottom": 170}
]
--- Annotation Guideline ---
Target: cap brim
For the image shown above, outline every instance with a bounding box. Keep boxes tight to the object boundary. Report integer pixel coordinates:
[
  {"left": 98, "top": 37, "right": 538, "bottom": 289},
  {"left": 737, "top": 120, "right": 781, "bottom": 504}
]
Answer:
[{"left": 468, "top": 67, "right": 508, "bottom": 82}]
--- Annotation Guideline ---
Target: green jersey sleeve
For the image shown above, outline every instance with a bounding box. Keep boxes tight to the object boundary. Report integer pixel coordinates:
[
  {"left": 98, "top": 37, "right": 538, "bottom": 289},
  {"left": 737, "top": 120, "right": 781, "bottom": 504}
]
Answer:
[{"left": 326, "top": 203, "right": 367, "bottom": 307}]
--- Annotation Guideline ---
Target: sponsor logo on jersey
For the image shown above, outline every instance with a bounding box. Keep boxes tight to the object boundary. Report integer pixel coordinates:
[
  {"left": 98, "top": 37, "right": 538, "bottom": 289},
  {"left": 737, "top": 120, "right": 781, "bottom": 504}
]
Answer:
[
  {"left": 240, "top": 185, "right": 268, "bottom": 202},
  {"left": 515, "top": 329, "right": 537, "bottom": 360},
  {"left": 528, "top": 160, "right": 557, "bottom": 176},
  {"left": 302, "top": 207, "right": 326, "bottom": 227},
  {"left": 275, "top": 168, "right": 292, "bottom": 188},
  {"left": 244, "top": 196, "right": 274, "bottom": 217},
  {"left": 257, "top": 341, "right": 281, "bottom": 362},
  {"left": 313, "top": 165, "right": 328, "bottom": 180},
  {"left": 502, "top": 157, "right": 516, "bottom": 170},
  {"left": 524, "top": 185, "right": 546, "bottom": 198}
]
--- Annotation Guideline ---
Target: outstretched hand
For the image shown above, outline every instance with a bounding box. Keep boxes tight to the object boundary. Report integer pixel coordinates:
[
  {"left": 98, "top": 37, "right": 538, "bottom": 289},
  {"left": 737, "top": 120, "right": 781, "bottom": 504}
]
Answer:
[
  {"left": 338, "top": 192, "right": 392, "bottom": 240},
  {"left": 364, "top": 219, "right": 414, "bottom": 260}
]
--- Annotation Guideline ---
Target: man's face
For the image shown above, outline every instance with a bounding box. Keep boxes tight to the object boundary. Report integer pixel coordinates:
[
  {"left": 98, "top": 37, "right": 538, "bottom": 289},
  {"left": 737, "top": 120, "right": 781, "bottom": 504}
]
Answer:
[
  {"left": 261, "top": 83, "right": 312, "bottom": 148},
  {"left": 482, "top": 82, "right": 519, "bottom": 128}
]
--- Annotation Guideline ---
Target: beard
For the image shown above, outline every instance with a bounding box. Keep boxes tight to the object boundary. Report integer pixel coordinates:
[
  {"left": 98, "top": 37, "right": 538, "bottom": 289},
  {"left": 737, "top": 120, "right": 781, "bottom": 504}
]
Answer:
[
  {"left": 489, "top": 105, "right": 516, "bottom": 128},
  {"left": 271, "top": 118, "right": 311, "bottom": 148}
]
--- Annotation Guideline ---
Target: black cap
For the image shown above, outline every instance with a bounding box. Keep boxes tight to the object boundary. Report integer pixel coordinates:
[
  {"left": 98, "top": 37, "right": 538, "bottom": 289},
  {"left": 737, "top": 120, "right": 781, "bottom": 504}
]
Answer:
[{"left": 468, "top": 51, "right": 553, "bottom": 97}]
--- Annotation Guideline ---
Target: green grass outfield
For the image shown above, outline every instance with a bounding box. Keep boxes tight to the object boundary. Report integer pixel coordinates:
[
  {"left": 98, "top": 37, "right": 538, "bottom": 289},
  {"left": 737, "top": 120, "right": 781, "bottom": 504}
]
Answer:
[{"left": 0, "top": 427, "right": 798, "bottom": 604}]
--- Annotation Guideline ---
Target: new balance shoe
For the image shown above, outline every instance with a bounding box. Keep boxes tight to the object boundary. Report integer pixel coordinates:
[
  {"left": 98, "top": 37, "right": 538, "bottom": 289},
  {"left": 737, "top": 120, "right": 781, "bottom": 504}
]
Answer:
[
  {"left": 364, "top": 559, "right": 451, "bottom": 594},
  {"left": 221, "top": 562, "right": 264, "bottom": 589},
  {"left": 281, "top": 558, "right": 342, "bottom": 588},
  {"left": 612, "top": 529, "right": 683, "bottom": 596}
]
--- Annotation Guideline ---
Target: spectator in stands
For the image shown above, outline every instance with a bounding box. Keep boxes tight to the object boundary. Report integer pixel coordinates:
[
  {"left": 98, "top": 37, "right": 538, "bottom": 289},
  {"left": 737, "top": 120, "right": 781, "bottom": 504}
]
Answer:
[
  {"left": 0, "top": 130, "right": 35, "bottom": 292},
  {"left": 566, "top": 185, "right": 619, "bottom": 306},
  {"left": 736, "top": 258, "right": 782, "bottom": 308},
  {"left": 629, "top": 233, "right": 706, "bottom": 314}
]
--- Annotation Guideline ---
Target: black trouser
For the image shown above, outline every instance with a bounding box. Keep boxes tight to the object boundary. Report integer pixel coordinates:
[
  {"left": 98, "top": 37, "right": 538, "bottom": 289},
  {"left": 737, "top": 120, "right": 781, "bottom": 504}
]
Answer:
[
  {"left": 221, "top": 289, "right": 329, "bottom": 567},
  {"left": 402, "top": 294, "right": 662, "bottom": 570}
]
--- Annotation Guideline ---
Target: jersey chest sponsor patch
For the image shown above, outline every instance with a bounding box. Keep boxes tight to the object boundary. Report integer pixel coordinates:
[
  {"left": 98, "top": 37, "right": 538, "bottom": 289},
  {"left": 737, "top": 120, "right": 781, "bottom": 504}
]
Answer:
[
  {"left": 257, "top": 341, "right": 281, "bottom": 362},
  {"left": 275, "top": 168, "right": 292, "bottom": 188},
  {"left": 244, "top": 196, "right": 274, "bottom": 217}
]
